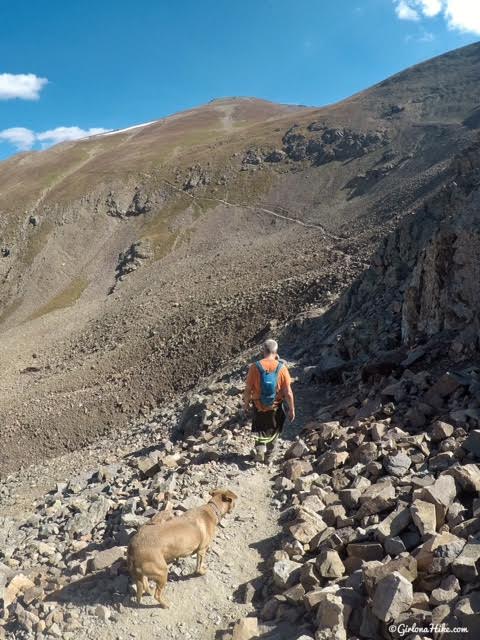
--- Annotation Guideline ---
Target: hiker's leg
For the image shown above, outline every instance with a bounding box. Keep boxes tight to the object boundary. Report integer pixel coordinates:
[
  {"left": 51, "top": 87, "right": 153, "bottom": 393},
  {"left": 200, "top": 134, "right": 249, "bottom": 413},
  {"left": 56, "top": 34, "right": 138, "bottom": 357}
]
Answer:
[
  {"left": 251, "top": 406, "right": 266, "bottom": 461},
  {"left": 265, "top": 405, "right": 286, "bottom": 463},
  {"left": 252, "top": 407, "right": 278, "bottom": 463},
  {"left": 265, "top": 433, "right": 280, "bottom": 463}
]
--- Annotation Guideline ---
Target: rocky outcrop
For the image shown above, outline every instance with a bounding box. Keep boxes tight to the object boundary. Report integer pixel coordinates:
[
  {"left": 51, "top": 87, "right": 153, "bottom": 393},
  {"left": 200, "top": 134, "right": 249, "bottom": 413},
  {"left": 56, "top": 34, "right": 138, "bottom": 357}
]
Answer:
[
  {"left": 105, "top": 186, "right": 152, "bottom": 218},
  {"left": 402, "top": 201, "right": 480, "bottom": 343},
  {"left": 344, "top": 164, "right": 394, "bottom": 198},
  {"left": 110, "top": 240, "right": 153, "bottom": 293},
  {"left": 282, "top": 124, "right": 387, "bottom": 166},
  {"left": 183, "top": 165, "right": 211, "bottom": 190},
  {"left": 294, "top": 138, "right": 480, "bottom": 366},
  {"left": 382, "top": 104, "right": 405, "bottom": 118},
  {"left": 344, "top": 156, "right": 409, "bottom": 198},
  {"left": 242, "top": 149, "right": 263, "bottom": 167},
  {"left": 237, "top": 123, "right": 388, "bottom": 171}
]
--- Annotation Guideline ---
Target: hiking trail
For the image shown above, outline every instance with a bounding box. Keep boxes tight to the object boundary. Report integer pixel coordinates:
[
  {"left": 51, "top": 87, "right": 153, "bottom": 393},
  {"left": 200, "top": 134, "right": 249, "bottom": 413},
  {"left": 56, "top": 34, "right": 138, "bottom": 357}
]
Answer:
[{"left": 0, "top": 356, "right": 318, "bottom": 639}]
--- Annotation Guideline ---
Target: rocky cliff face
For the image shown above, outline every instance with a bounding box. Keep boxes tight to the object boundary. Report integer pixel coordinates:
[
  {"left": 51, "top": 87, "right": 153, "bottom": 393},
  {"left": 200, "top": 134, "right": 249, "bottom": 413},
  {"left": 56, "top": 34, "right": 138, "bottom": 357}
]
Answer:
[
  {"left": 402, "top": 146, "right": 480, "bottom": 344},
  {"left": 296, "top": 137, "right": 480, "bottom": 372}
]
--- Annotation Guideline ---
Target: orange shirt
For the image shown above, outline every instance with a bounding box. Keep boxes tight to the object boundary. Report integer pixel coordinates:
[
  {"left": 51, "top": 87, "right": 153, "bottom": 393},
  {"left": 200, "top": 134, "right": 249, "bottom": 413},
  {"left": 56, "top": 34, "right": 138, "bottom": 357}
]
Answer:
[{"left": 246, "top": 357, "right": 292, "bottom": 411}]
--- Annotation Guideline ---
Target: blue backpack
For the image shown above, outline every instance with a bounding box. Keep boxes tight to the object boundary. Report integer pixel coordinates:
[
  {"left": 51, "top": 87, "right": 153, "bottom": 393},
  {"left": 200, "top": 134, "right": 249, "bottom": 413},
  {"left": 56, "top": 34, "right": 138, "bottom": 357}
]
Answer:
[{"left": 255, "top": 360, "right": 284, "bottom": 407}]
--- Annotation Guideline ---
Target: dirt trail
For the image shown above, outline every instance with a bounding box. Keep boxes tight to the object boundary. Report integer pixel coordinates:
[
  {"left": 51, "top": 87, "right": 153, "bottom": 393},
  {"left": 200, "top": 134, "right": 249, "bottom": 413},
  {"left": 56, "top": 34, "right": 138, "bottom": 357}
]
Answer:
[
  {"left": 160, "top": 178, "right": 344, "bottom": 240},
  {"left": 74, "top": 467, "right": 281, "bottom": 640},
  {"left": 71, "top": 366, "right": 319, "bottom": 640},
  {"left": 0, "top": 357, "right": 319, "bottom": 640},
  {"left": 214, "top": 104, "right": 236, "bottom": 132}
]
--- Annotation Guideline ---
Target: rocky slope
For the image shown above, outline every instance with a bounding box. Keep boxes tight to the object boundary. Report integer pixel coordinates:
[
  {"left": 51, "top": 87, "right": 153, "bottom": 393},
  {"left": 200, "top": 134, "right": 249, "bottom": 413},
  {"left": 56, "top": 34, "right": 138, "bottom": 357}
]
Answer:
[
  {"left": 0, "top": 334, "right": 479, "bottom": 640},
  {"left": 0, "top": 352, "right": 316, "bottom": 640},
  {"left": 1, "top": 43, "right": 480, "bottom": 471},
  {"left": 1, "top": 131, "right": 480, "bottom": 637}
]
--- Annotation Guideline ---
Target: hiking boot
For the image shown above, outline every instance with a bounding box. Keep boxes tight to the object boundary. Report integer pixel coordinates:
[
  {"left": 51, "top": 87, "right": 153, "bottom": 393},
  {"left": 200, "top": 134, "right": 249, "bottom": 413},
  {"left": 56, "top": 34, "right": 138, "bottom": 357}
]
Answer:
[
  {"left": 253, "top": 444, "right": 267, "bottom": 463},
  {"left": 265, "top": 439, "right": 279, "bottom": 465}
]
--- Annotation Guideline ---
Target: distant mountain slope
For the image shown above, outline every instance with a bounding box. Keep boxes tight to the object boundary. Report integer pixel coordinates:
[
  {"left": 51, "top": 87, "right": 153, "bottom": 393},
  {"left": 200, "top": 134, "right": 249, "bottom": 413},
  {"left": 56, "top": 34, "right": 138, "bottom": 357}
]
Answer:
[{"left": 1, "top": 42, "right": 480, "bottom": 472}]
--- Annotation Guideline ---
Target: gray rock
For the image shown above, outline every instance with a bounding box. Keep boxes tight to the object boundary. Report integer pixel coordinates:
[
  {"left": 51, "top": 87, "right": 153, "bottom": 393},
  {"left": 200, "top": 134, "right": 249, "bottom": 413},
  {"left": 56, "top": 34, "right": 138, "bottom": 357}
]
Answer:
[
  {"left": 446, "top": 464, "right": 480, "bottom": 492},
  {"left": 94, "top": 604, "right": 111, "bottom": 621},
  {"left": 376, "top": 504, "right": 411, "bottom": 540},
  {"left": 410, "top": 499, "right": 437, "bottom": 538},
  {"left": 347, "top": 542, "right": 384, "bottom": 561},
  {"left": 372, "top": 572, "right": 413, "bottom": 622},
  {"left": 383, "top": 451, "right": 412, "bottom": 477},
  {"left": 272, "top": 560, "right": 302, "bottom": 589},
  {"left": 67, "top": 495, "right": 111, "bottom": 536},
  {"left": 87, "top": 546, "right": 126, "bottom": 572},
  {"left": 384, "top": 536, "right": 407, "bottom": 555},
  {"left": 314, "top": 592, "right": 346, "bottom": 640},
  {"left": 431, "top": 421, "right": 454, "bottom": 442},
  {"left": 316, "top": 550, "right": 345, "bottom": 578},
  {"left": 451, "top": 543, "right": 480, "bottom": 581},
  {"left": 462, "top": 430, "right": 480, "bottom": 457},
  {"left": 430, "top": 588, "right": 458, "bottom": 606},
  {"left": 285, "top": 439, "right": 309, "bottom": 459},
  {"left": 454, "top": 592, "right": 480, "bottom": 637}
]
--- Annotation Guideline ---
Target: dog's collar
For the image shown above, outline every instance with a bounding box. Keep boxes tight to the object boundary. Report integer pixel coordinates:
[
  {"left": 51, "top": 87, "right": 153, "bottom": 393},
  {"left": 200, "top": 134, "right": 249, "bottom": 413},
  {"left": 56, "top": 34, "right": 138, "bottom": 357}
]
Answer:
[{"left": 207, "top": 501, "right": 223, "bottom": 523}]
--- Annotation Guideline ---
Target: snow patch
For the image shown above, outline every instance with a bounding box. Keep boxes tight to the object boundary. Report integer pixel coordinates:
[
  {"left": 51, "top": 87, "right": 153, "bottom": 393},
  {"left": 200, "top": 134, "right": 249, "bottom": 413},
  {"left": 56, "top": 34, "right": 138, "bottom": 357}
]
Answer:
[{"left": 95, "top": 121, "right": 158, "bottom": 137}]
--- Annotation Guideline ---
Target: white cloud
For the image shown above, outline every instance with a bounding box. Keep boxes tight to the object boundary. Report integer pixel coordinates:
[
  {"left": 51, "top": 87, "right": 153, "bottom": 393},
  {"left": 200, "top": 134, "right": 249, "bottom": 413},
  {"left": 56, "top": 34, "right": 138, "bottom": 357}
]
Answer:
[
  {"left": 0, "top": 127, "right": 36, "bottom": 151},
  {"left": 396, "top": 1, "right": 420, "bottom": 21},
  {"left": 37, "top": 126, "right": 110, "bottom": 145},
  {"left": 445, "top": 0, "right": 480, "bottom": 34},
  {"left": 405, "top": 29, "right": 436, "bottom": 42},
  {"left": 0, "top": 73, "right": 48, "bottom": 100},
  {"left": 420, "top": 30, "right": 435, "bottom": 41},
  {"left": 417, "top": 0, "right": 442, "bottom": 17},
  {"left": 0, "top": 125, "right": 111, "bottom": 152},
  {"left": 394, "top": 0, "right": 480, "bottom": 34}
]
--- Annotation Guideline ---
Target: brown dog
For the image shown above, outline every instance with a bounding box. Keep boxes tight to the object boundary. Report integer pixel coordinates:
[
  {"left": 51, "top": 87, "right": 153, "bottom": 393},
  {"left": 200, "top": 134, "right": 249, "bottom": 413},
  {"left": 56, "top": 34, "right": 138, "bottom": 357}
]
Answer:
[{"left": 127, "top": 488, "right": 238, "bottom": 607}]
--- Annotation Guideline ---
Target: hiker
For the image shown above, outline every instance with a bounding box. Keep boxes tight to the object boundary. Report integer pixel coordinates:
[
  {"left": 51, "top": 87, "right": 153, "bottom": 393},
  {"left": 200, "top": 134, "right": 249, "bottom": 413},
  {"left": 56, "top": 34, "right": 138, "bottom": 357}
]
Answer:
[{"left": 243, "top": 339, "right": 295, "bottom": 463}]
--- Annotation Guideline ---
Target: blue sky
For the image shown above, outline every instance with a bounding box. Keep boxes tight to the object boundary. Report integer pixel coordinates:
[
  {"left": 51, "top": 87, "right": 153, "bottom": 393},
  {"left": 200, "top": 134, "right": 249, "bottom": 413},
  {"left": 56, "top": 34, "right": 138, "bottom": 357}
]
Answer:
[{"left": 0, "top": 0, "right": 478, "bottom": 159}]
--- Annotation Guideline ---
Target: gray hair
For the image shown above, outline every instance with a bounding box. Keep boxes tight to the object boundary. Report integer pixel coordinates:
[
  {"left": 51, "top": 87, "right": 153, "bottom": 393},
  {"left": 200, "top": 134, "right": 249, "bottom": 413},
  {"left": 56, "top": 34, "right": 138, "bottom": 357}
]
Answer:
[{"left": 263, "top": 339, "right": 278, "bottom": 355}]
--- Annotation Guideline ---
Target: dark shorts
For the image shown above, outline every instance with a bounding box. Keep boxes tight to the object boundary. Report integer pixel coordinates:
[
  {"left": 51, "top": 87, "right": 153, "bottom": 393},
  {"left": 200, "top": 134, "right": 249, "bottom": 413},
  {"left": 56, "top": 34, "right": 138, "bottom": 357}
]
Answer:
[{"left": 252, "top": 404, "right": 286, "bottom": 440}]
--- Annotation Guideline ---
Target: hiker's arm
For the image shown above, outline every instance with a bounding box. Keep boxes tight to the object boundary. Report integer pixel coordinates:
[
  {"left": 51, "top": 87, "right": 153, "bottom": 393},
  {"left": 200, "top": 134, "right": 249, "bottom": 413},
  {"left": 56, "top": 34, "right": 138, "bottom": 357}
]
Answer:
[
  {"left": 243, "top": 384, "right": 252, "bottom": 412},
  {"left": 243, "top": 366, "right": 253, "bottom": 412},
  {"left": 284, "top": 384, "right": 295, "bottom": 421}
]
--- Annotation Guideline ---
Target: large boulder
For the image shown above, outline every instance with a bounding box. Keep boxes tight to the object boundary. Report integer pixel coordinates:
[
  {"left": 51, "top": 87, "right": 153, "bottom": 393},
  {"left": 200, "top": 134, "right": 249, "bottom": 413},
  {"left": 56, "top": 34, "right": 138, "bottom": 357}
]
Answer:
[{"left": 371, "top": 572, "right": 413, "bottom": 622}]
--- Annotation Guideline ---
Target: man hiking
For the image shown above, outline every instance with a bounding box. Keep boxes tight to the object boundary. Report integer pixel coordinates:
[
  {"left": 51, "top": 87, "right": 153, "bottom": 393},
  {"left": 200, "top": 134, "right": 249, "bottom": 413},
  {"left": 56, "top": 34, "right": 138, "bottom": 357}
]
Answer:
[{"left": 243, "top": 339, "right": 295, "bottom": 463}]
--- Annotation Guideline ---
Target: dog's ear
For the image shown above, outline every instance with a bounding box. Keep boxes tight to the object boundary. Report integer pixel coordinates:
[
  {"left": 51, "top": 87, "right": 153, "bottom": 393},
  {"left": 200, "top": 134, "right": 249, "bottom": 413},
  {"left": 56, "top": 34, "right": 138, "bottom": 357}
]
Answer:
[
  {"left": 210, "top": 488, "right": 237, "bottom": 503},
  {"left": 222, "top": 490, "right": 238, "bottom": 503}
]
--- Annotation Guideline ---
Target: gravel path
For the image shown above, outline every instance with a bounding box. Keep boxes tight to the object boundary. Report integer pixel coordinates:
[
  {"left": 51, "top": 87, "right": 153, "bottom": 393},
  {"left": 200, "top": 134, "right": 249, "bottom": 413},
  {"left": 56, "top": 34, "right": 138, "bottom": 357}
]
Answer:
[{"left": 76, "top": 466, "right": 280, "bottom": 640}]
